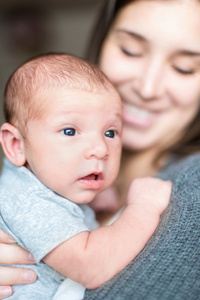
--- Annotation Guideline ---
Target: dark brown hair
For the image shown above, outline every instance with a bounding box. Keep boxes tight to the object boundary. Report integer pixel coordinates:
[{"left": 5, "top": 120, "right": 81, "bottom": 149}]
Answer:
[{"left": 86, "top": 0, "right": 133, "bottom": 64}]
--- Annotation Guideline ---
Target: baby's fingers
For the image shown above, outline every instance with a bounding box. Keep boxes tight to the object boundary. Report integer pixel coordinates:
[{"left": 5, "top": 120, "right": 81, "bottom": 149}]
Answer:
[
  {"left": 127, "top": 177, "right": 172, "bottom": 213},
  {"left": 153, "top": 180, "right": 172, "bottom": 212}
]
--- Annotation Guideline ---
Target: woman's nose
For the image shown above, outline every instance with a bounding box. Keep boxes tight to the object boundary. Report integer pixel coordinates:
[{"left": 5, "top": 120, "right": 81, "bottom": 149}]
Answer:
[
  {"left": 133, "top": 58, "right": 164, "bottom": 100},
  {"left": 84, "top": 137, "right": 109, "bottom": 160}
]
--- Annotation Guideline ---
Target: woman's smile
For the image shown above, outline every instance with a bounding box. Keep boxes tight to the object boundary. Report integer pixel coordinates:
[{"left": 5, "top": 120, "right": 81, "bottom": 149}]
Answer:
[
  {"left": 122, "top": 102, "right": 160, "bottom": 128},
  {"left": 100, "top": 0, "right": 200, "bottom": 151}
]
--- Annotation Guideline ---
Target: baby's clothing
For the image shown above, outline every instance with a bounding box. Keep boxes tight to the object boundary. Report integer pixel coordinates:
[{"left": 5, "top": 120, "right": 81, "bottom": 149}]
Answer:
[
  {"left": 0, "top": 158, "right": 98, "bottom": 300},
  {"left": 53, "top": 206, "right": 126, "bottom": 300},
  {"left": 53, "top": 278, "right": 85, "bottom": 300}
]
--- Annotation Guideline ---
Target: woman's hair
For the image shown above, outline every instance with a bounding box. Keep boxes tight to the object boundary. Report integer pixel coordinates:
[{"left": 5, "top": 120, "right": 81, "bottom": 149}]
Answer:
[
  {"left": 4, "top": 52, "right": 115, "bottom": 132},
  {"left": 86, "top": 0, "right": 200, "bottom": 161},
  {"left": 85, "top": 0, "right": 132, "bottom": 64}
]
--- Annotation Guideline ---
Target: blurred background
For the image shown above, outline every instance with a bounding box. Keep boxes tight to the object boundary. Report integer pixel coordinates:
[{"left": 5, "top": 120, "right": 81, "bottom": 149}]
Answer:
[{"left": 0, "top": 0, "right": 102, "bottom": 168}]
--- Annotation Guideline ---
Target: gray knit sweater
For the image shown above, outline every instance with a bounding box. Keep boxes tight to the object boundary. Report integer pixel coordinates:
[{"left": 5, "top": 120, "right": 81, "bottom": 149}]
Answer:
[{"left": 84, "top": 153, "right": 200, "bottom": 300}]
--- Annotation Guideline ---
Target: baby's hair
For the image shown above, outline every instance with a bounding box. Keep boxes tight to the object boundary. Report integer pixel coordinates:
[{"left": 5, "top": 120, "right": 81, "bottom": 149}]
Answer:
[{"left": 4, "top": 53, "right": 115, "bottom": 133}]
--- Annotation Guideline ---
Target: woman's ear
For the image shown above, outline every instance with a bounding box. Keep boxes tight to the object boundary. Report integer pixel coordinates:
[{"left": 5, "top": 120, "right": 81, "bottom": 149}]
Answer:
[{"left": 0, "top": 123, "right": 26, "bottom": 166}]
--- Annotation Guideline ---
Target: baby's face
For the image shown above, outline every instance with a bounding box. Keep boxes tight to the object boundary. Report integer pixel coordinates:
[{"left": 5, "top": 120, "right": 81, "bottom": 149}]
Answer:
[{"left": 23, "top": 87, "right": 122, "bottom": 204}]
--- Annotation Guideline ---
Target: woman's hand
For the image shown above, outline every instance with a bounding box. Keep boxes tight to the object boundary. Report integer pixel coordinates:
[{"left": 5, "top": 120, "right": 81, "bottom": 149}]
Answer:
[{"left": 0, "top": 229, "right": 37, "bottom": 299}]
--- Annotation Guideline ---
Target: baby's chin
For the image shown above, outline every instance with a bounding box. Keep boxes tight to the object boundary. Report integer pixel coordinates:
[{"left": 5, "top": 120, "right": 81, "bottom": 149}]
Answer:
[{"left": 60, "top": 190, "right": 101, "bottom": 205}]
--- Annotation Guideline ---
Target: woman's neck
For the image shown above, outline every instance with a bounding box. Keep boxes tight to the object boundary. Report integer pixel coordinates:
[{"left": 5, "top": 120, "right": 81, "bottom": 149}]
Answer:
[
  {"left": 115, "top": 148, "right": 167, "bottom": 206},
  {"left": 120, "top": 148, "right": 161, "bottom": 179}
]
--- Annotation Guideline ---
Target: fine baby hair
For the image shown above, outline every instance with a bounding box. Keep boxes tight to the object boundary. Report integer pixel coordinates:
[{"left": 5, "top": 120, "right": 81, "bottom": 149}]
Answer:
[{"left": 4, "top": 52, "right": 115, "bottom": 133}]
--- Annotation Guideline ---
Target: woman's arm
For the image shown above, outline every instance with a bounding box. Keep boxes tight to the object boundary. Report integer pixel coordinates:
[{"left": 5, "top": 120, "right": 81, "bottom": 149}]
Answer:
[
  {"left": 83, "top": 154, "right": 200, "bottom": 299},
  {"left": 0, "top": 229, "right": 37, "bottom": 299}
]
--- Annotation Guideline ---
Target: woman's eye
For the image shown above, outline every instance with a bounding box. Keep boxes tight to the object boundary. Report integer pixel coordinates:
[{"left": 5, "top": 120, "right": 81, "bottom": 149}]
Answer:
[
  {"left": 174, "top": 66, "right": 195, "bottom": 75},
  {"left": 121, "top": 48, "right": 142, "bottom": 58},
  {"left": 61, "top": 128, "right": 77, "bottom": 136},
  {"left": 105, "top": 130, "right": 116, "bottom": 138}
]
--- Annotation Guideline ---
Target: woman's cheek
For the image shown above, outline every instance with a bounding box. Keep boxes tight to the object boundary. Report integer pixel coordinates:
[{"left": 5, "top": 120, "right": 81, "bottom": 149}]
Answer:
[
  {"left": 169, "top": 74, "right": 200, "bottom": 107},
  {"left": 100, "top": 45, "right": 129, "bottom": 81}
]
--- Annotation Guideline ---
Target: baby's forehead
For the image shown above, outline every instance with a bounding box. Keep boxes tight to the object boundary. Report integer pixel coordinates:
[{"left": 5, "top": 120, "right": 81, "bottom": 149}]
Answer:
[
  {"left": 28, "top": 86, "right": 122, "bottom": 132},
  {"left": 35, "top": 85, "right": 121, "bottom": 114},
  {"left": 39, "top": 83, "right": 120, "bottom": 102},
  {"left": 103, "top": 87, "right": 122, "bottom": 108}
]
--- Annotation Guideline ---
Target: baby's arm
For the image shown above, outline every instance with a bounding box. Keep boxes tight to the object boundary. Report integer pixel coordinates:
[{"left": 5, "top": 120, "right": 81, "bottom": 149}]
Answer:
[{"left": 43, "top": 178, "right": 172, "bottom": 289}]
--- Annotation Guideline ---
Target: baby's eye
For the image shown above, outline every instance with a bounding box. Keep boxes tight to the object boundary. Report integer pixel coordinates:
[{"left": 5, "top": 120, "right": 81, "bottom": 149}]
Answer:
[
  {"left": 61, "top": 128, "right": 77, "bottom": 136},
  {"left": 105, "top": 130, "right": 116, "bottom": 138}
]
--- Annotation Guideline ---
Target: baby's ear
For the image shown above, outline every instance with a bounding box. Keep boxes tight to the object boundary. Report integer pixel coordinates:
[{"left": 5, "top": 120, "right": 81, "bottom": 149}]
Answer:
[{"left": 0, "top": 123, "right": 26, "bottom": 166}]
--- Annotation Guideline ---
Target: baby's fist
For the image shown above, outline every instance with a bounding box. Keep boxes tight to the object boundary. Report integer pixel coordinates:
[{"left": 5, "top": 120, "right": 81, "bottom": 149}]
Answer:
[{"left": 127, "top": 177, "right": 172, "bottom": 214}]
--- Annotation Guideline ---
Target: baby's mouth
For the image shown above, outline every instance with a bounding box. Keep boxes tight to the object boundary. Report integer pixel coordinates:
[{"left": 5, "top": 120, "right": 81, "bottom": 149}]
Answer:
[
  {"left": 78, "top": 173, "right": 103, "bottom": 189},
  {"left": 82, "top": 174, "right": 99, "bottom": 180},
  {"left": 80, "top": 172, "right": 103, "bottom": 181}
]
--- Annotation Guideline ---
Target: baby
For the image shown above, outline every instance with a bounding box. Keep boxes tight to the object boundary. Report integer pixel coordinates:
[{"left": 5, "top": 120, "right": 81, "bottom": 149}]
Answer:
[{"left": 0, "top": 53, "right": 171, "bottom": 299}]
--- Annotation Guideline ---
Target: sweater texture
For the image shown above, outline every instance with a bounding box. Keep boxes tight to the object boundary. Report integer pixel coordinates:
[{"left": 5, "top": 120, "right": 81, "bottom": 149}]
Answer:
[{"left": 84, "top": 153, "right": 200, "bottom": 300}]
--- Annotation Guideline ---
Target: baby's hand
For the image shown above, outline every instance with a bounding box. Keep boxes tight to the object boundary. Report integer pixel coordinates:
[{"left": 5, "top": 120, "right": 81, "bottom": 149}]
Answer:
[{"left": 127, "top": 177, "right": 172, "bottom": 215}]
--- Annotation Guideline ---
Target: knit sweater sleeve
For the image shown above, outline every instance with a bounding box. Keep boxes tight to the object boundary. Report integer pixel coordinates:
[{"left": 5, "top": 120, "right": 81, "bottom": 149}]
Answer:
[{"left": 83, "top": 154, "right": 200, "bottom": 300}]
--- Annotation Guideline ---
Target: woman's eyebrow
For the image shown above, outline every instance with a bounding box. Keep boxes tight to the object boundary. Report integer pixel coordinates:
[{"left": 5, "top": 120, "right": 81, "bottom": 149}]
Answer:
[
  {"left": 114, "top": 29, "right": 146, "bottom": 42},
  {"left": 178, "top": 50, "right": 200, "bottom": 57},
  {"left": 114, "top": 29, "right": 200, "bottom": 56}
]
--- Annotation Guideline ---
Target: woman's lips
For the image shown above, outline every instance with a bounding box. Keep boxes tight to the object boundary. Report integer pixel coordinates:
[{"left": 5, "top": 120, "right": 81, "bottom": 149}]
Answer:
[
  {"left": 123, "top": 103, "right": 160, "bottom": 128},
  {"left": 78, "top": 173, "right": 103, "bottom": 189}
]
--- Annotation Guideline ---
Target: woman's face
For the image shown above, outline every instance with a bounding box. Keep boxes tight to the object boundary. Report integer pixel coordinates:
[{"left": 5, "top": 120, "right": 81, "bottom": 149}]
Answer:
[{"left": 99, "top": 0, "right": 200, "bottom": 151}]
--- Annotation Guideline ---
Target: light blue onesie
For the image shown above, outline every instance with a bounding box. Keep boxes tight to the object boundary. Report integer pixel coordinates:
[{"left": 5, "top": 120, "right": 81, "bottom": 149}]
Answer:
[{"left": 0, "top": 158, "right": 98, "bottom": 300}]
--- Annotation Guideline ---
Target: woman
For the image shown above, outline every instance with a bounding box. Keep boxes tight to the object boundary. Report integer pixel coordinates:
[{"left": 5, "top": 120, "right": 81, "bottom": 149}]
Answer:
[{"left": 0, "top": 0, "right": 200, "bottom": 299}]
